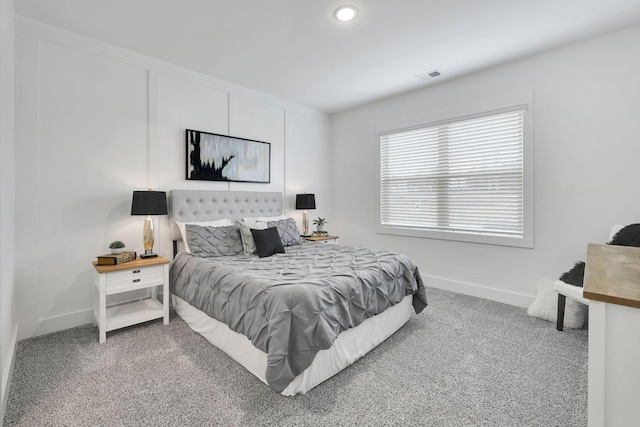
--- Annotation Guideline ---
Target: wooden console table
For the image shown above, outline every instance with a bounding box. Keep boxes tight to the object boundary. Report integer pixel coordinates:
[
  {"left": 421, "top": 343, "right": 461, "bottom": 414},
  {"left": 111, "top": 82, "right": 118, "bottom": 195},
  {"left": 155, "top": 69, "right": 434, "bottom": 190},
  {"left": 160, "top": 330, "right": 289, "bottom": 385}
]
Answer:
[{"left": 583, "top": 243, "right": 640, "bottom": 427}]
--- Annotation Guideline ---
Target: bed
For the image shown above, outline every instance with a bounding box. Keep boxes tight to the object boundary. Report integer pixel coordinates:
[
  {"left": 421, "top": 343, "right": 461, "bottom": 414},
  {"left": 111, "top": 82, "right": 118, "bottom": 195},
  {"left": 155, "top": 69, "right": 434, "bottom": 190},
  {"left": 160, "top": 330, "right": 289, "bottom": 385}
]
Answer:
[{"left": 168, "top": 189, "right": 427, "bottom": 395}]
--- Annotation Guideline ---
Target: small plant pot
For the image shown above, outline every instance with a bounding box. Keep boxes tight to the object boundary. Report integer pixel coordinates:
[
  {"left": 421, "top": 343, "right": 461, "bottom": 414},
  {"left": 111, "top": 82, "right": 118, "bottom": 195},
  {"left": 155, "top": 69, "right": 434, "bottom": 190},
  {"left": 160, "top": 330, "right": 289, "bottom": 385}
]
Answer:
[
  {"left": 110, "top": 248, "right": 124, "bottom": 254},
  {"left": 316, "top": 225, "right": 324, "bottom": 233}
]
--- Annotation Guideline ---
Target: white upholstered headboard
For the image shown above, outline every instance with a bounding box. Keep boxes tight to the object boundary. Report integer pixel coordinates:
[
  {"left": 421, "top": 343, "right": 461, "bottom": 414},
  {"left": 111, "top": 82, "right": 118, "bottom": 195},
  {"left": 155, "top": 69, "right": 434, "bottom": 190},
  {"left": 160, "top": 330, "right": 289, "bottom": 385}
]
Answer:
[{"left": 169, "top": 190, "right": 283, "bottom": 242}]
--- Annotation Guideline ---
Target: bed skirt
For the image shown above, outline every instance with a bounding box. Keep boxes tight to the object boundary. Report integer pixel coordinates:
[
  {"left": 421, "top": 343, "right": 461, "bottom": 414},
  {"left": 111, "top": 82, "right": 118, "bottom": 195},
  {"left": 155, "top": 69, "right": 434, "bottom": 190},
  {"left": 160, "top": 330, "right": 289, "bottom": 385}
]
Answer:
[{"left": 172, "top": 294, "right": 413, "bottom": 395}]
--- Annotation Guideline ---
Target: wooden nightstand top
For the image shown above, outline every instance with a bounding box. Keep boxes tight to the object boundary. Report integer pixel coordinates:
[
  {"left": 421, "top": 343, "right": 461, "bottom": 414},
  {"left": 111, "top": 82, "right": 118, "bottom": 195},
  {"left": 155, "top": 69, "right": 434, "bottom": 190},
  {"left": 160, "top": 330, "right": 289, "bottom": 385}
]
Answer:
[
  {"left": 93, "top": 255, "right": 170, "bottom": 274},
  {"left": 583, "top": 243, "right": 640, "bottom": 309},
  {"left": 304, "top": 235, "right": 339, "bottom": 242}
]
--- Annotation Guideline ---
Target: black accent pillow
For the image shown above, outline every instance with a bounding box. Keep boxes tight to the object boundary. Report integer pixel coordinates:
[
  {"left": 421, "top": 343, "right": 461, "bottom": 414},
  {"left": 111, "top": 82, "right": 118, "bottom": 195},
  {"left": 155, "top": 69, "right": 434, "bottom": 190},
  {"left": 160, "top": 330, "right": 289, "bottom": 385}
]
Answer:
[
  {"left": 250, "top": 227, "right": 285, "bottom": 258},
  {"left": 608, "top": 223, "right": 640, "bottom": 247},
  {"left": 559, "top": 261, "right": 585, "bottom": 288}
]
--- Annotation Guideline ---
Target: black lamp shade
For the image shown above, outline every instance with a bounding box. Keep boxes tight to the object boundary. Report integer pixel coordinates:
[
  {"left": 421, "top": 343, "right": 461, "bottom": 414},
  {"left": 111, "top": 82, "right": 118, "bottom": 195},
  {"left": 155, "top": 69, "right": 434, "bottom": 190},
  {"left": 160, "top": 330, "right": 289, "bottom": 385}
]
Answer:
[
  {"left": 131, "top": 191, "right": 168, "bottom": 215},
  {"left": 295, "top": 194, "right": 316, "bottom": 210}
]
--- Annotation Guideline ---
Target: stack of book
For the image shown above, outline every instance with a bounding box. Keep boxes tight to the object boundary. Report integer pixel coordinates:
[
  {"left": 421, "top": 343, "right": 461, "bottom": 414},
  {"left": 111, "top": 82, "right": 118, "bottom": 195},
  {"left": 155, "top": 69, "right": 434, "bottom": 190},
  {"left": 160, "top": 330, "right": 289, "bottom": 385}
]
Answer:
[{"left": 96, "top": 251, "right": 137, "bottom": 266}]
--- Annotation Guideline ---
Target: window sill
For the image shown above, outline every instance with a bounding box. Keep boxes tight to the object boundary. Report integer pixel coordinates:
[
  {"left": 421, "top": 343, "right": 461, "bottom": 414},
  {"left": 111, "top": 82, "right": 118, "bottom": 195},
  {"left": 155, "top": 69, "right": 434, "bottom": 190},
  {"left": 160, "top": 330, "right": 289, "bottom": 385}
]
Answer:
[{"left": 377, "top": 225, "right": 534, "bottom": 249}]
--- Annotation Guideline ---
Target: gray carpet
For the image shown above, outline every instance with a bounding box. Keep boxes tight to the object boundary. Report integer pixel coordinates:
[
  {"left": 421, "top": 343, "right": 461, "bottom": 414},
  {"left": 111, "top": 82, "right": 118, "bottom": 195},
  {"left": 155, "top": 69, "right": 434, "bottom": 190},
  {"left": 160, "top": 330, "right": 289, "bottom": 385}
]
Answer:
[{"left": 4, "top": 288, "right": 587, "bottom": 426}]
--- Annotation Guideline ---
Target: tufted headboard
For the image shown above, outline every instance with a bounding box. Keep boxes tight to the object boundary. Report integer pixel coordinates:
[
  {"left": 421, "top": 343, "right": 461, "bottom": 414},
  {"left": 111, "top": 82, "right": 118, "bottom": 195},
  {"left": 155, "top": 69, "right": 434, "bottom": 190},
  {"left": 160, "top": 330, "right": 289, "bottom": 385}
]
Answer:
[{"left": 169, "top": 190, "right": 283, "bottom": 243}]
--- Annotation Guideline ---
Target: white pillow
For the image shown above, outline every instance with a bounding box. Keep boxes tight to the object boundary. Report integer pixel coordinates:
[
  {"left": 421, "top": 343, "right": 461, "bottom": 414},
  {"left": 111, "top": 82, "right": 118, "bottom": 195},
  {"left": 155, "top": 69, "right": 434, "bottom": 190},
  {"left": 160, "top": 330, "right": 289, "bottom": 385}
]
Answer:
[
  {"left": 176, "top": 219, "right": 234, "bottom": 253},
  {"left": 238, "top": 221, "right": 268, "bottom": 255},
  {"left": 527, "top": 281, "right": 587, "bottom": 329},
  {"left": 242, "top": 214, "right": 289, "bottom": 224}
]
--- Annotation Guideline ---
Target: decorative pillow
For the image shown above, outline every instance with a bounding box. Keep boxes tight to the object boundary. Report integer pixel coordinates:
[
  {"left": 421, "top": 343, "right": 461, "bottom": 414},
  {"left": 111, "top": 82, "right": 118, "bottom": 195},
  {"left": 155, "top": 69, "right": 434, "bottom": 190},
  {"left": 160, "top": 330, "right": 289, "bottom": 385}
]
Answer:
[
  {"left": 176, "top": 219, "right": 234, "bottom": 253},
  {"left": 608, "top": 223, "right": 640, "bottom": 247},
  {"left": 527, "top": 282, "right": 586, "bottom": 329},
  {"left": 559, "top": 262, "right": 586, "bottom": 288},
  {"left": 267, "top": 218, "right": 303, "bottom": 247},
  {"left": 185, "top": 224, "right": 243, "bottom": 258},
  {"left": 250, "top": 227, "right": 285, "bottom": 258},
  {"left": 242, "top": 214, "right": 288, "bottom": 224},
  {"left": 239, "top": 221, "right": 268, "bottom": 255}
]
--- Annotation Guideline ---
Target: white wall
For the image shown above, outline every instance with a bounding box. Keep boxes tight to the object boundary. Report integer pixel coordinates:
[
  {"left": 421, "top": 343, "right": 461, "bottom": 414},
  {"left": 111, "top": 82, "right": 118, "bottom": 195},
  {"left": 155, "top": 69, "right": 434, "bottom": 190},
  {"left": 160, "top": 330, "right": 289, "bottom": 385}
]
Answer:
[
  {"left": 14, "top": 17, "right": 330, "bottom": 339},
  {"left": 0, "top": 0, "right": 16, "bottom": 418},
  {"left": 331, "top": 25, "right": 640, "bottom": 307},
  {"left": 284, "top": 108, "right": 331, "bottom": 215}
]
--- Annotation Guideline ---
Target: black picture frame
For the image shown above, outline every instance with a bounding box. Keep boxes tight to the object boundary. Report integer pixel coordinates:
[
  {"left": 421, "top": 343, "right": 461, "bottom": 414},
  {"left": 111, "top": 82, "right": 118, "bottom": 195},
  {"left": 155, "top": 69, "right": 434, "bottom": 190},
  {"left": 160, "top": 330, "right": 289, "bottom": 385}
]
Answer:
[{"left": 186, "top": 129, "right": 271, "bottom": 183}]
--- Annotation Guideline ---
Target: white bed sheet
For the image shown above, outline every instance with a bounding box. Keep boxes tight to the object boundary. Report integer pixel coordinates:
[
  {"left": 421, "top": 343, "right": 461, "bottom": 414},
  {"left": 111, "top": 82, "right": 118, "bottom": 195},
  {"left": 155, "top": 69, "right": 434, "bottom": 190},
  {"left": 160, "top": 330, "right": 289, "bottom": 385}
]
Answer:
[{"left": 172, "top": 294, "right": 413, "bottom": 395}]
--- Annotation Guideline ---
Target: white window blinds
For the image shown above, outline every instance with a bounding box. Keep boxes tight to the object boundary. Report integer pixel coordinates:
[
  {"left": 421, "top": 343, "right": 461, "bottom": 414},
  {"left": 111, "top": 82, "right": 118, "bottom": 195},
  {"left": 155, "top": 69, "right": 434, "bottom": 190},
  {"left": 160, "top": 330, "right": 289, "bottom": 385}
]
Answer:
[{"left": 380, "top": 109, "right": 525, "bottom": 238}]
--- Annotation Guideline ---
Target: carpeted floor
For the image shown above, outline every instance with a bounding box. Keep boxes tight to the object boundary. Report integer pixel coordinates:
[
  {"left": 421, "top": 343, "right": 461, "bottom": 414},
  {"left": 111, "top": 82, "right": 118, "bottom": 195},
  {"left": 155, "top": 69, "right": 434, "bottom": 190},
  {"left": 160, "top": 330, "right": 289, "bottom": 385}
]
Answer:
[{"left": 3, "top": 288, "right": 588, "bottom": 426}]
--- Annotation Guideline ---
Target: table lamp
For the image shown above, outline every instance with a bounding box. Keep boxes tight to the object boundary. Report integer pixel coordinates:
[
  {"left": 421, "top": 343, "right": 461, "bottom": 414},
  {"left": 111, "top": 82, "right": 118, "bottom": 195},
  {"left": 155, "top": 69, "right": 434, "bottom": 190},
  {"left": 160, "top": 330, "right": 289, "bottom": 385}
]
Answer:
[
  {"left": 295, "top": 193, "right": 316, "bottom": 236},
  {"left": 131, "top": 190, "right": 168, "bottom": 258}
]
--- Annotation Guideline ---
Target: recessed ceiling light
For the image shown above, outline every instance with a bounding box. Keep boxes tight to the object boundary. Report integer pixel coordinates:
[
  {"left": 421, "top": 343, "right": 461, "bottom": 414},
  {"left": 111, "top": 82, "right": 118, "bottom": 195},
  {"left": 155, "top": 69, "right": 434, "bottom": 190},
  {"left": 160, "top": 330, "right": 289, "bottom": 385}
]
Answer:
[
  {"left": 415, "top": 70, "right": 442, "bottom": 81},
  {"left": 335, "top": 6, "right": 358, "bottom": 22}
]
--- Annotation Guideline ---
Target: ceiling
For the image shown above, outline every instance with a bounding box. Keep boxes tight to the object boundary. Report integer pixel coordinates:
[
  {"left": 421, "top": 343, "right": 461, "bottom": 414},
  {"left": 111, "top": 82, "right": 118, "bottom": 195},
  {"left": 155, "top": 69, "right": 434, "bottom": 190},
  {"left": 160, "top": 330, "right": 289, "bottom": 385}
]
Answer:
[{"left": 15, "top": 0, "right": 640, "bottom": 113}]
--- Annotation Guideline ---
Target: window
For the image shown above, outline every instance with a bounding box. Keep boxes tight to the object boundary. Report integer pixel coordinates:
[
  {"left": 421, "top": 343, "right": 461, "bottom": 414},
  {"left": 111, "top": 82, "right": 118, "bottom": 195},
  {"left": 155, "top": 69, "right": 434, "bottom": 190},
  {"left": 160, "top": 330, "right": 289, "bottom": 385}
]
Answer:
[{"left": 378, "top": 98, "right": 533, "bottom": 248}]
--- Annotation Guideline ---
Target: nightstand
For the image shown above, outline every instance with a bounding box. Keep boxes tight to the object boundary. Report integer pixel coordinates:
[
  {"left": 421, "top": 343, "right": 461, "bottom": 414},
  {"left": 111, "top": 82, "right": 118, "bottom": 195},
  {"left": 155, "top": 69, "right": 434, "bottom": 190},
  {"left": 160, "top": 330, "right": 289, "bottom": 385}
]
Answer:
[
  {"left": 92, "top": 256, "right": 170, "bottom": 343},
  {"left": 304, "top": 235, "right": 339, "bottom": 244}
]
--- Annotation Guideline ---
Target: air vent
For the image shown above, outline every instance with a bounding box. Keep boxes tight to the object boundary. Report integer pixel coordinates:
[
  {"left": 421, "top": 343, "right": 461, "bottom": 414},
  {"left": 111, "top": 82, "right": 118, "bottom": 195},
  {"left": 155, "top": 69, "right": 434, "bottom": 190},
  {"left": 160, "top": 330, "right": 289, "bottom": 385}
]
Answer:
[{"left": 415, "top": 70, "right": 442, "bottom": 81}]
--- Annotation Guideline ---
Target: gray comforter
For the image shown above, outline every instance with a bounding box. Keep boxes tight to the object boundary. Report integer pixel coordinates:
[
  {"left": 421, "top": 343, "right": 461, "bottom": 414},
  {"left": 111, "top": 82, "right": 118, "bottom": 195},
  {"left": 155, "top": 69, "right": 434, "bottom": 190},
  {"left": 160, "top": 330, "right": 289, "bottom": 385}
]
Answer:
[{"left": 170, "top": 242, "right": 427, "bottom": 392}]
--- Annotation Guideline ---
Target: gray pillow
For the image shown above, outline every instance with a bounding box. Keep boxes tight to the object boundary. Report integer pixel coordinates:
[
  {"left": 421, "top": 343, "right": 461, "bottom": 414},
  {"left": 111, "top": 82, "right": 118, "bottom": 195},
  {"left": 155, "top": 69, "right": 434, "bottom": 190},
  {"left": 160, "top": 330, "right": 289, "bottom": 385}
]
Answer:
[
  {"left": 185, "top": 224, "right": 243, "bottom": 257},
  {"left": 238, "top": 221, "right": 268, "bottom": 255},
  {"left": 267, "top": 218, "right": 303, "bottom": 247}
]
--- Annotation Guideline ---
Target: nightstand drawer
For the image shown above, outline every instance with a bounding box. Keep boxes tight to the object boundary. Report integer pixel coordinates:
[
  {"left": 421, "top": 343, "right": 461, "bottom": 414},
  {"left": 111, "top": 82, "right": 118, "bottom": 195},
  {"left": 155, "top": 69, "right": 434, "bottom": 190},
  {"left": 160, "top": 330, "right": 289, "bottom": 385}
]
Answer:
[
  {"left": 318, "top": 238, "right": 337, "bottom": 244},
  {"left": 105, "top": 266, "right": 164, "bottom": 294},
  {"left": 303, "top": 235, "right": 339, "bottom": 245},
  {"left": 105, "top": 265, "right": 164, "bottom": 280}
]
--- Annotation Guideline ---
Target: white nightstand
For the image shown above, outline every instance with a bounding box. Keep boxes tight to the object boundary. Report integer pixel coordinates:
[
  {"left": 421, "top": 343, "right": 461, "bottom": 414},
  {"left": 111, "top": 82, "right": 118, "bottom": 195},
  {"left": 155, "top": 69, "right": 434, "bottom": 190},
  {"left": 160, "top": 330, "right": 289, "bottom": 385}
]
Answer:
[
  {"left": 92, "top": 256, "right": 170, "bottom": 343},
  {"left": 304, "top": 235, "right": 339, "bottom": 244}
]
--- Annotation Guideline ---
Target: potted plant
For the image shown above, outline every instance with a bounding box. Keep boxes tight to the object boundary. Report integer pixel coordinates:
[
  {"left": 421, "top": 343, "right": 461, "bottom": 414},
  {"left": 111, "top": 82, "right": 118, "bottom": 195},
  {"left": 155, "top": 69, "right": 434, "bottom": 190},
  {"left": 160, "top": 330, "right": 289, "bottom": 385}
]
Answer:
[
  {"left": 109, "top": 240, "right": 126, "bottom": 254},
  {"left": 312, "top": 217, "right": 328, "bottom": 233}
]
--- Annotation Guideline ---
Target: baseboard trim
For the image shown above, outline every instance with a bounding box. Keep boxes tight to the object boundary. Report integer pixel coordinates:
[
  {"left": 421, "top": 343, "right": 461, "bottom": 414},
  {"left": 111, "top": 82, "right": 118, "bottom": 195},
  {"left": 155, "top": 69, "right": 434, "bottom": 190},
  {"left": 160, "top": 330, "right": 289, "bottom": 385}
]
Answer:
[
  {"left": 18, "top": 291, "right": 170, "bottom": 340},
  {"left": 1, "top": 324, "right": 19, "bottom": 422},
  {"left": 424, "top": 274, "right": 534, "bottom": 308},
  {"left": 18, "top": 308, "right": 93, "bottom": 340}
]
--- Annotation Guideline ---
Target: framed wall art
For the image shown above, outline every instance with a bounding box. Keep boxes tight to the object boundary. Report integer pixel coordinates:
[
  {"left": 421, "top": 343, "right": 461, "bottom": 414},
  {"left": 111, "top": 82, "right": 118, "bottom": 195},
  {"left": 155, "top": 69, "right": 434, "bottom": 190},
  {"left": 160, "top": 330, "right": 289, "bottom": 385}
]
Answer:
[{"left": 186, "top": 129, "right": 271, "bottom": 183}]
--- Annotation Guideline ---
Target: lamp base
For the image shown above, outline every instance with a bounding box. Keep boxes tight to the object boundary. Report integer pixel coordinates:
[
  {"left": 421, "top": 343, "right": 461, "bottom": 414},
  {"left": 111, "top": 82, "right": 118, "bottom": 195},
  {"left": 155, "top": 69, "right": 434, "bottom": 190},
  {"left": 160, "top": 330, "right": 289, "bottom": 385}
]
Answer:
[
  {"left": 141, "top": 249, "right": 158, "bottom": 258},
  {"left": 141, "top": 217, "right": 158, "bottom": 258},
  {"left": 302, "top": 210, "right": 309, "bottom": 236}
]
